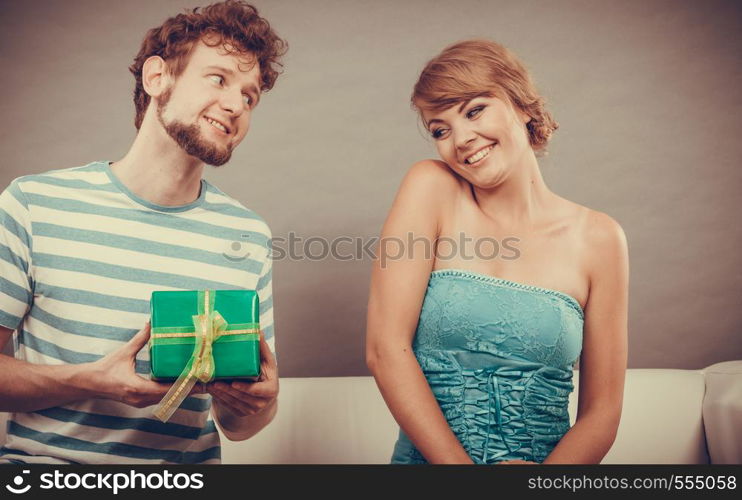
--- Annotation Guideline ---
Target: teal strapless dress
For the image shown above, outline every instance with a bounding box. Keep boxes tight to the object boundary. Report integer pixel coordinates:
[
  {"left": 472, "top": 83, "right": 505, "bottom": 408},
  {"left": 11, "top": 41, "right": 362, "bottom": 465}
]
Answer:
[{"left": 391, "top": 269, "right": 584, "bottom": 464}]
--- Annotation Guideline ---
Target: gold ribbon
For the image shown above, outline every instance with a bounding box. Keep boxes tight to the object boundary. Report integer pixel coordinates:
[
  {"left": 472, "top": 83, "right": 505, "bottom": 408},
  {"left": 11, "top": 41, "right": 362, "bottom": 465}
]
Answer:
[
  {"left": 153, "top": 290, "right": 227, "bottom": 422},
  {"left": 151, "top": 329, "right": 257, "bottom": 339}
]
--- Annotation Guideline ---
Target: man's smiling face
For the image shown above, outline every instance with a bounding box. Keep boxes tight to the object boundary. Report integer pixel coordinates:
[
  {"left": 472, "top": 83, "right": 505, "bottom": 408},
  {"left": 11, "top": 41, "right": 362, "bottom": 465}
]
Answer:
[{"left": 156, "top": 38, "right": 262, "bottom": 166}]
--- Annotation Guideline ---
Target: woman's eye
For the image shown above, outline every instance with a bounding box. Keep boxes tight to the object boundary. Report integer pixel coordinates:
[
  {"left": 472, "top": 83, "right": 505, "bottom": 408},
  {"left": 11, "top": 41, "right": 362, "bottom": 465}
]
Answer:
[
  {"left": 242, "top": 94, "right": 252, "bottom": 106},
  {"left": 208, "top": 75, "right": 224, "bottom": 85},
  {"left": 466, "top": 106, "right": 484, "bottom": 119},
  {"left": 431, "top": 128, "right": 447, "bottom": 139}
]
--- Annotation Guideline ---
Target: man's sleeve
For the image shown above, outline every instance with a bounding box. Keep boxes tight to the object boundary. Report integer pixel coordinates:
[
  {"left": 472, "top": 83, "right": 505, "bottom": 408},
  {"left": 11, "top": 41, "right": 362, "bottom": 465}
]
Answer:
[
  {"left": 255, "top": 237, "right": 275, "bottom": 356},
  {"left": 0, "top": 180, "right": 34, "bottom": 331}
]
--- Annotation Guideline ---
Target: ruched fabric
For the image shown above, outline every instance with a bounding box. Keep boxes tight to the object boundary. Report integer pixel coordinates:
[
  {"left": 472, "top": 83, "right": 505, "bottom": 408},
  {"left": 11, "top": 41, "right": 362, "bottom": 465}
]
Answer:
[{"left": 391, "top": 269, "right": 584, "bottom": 464}]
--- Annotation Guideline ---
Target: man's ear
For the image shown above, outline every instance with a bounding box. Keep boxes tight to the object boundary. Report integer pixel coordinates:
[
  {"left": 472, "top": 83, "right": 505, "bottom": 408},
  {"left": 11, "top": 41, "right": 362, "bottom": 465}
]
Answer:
[
  {"left": 142, "top": 56, "right": 172, "bottom": 98},
  {"left": 517, "top": 108, "right": 532, "bottom": 125}
]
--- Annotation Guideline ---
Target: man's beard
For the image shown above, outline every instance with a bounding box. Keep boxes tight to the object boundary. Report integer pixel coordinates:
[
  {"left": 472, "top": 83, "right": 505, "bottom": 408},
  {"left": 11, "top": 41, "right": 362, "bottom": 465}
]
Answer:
[{"left": 156, "top": 89, "right": 234, "bottom": 167}]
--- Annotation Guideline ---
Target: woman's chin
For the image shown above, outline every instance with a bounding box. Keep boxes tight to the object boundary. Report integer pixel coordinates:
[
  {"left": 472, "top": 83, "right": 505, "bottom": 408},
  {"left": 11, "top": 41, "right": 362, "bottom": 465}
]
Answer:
[{"left": 466, "top": 168, "right": 507, "bottom": 190}]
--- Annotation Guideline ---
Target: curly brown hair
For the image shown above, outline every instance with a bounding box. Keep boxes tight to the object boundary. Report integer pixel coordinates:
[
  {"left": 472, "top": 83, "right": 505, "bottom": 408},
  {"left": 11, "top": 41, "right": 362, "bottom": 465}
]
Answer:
[
  {"left": 129, "top": 0, "right": 288, "bottom": 129},
  {"left": 412, "top": 39, "right": 558, "bottom": 153}
]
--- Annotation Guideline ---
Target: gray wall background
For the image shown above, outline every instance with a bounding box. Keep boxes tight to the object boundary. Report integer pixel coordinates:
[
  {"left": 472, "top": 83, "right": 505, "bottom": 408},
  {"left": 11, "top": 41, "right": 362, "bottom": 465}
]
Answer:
[{"left": 1, "top": 0, "right": 740, "bottom": 376}]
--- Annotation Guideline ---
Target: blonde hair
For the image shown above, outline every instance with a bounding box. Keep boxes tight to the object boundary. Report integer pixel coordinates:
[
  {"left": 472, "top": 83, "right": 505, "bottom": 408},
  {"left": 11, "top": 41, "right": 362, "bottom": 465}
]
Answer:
[{"left": 412, "top": 39, "right": 558, "bottom": 152}]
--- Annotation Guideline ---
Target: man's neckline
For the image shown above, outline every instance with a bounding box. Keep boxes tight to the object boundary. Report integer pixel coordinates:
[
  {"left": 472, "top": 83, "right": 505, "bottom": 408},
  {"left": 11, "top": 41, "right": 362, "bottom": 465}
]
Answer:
[{"left": 103, "top": 161, "right": 207, "bottom": 213}]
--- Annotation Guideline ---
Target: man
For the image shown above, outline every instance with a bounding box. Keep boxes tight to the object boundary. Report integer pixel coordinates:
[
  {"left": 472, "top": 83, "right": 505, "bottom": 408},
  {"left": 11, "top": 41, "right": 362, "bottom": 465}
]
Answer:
[{"left": 0, "top": 0, "right": 287, "bottom": 464}]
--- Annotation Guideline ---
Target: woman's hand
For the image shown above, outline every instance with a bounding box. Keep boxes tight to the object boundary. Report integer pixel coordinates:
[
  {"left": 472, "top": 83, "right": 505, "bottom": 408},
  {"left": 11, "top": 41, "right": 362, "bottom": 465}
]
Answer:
[{"left": 497, "top": 459, "right": 538, "bottom": 465}]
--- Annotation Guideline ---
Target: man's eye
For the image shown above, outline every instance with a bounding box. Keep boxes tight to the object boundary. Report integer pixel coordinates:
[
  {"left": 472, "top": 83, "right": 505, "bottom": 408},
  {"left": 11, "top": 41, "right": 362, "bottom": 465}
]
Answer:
[
  {"left": 242, "top": 94, "right": 252, "bottom": 106},
  {"left": 466, "top": 106, "right": 484, "bottom": 119},
  {"left": 208, "top": 75, "right": 224, "bottom": 85}
]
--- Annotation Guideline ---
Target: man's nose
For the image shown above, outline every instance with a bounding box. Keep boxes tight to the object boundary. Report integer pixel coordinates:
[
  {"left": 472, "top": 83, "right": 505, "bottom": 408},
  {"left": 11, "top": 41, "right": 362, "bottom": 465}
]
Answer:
[{"left": 219, "top": 88, "right": 245, "bottom": 117}]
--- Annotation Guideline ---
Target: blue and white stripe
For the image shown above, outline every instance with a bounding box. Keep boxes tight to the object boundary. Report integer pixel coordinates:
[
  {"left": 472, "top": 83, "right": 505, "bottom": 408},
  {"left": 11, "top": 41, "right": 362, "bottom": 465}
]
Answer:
[{"left": 0, "top": 161, "right": 274, "bottom": 464}]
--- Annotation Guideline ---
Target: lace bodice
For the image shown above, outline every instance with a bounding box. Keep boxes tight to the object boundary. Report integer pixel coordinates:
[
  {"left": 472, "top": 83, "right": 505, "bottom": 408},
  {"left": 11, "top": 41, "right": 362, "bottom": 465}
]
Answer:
[{"left": 391, "top": 269, "right": 584, "bottom": 464}]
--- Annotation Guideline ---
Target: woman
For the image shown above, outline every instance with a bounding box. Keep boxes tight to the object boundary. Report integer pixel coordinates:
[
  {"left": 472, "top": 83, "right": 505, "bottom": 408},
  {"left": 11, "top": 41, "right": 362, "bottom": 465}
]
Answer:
[{"left": 366, "top": 40, "right": 628, "bottom": 464}]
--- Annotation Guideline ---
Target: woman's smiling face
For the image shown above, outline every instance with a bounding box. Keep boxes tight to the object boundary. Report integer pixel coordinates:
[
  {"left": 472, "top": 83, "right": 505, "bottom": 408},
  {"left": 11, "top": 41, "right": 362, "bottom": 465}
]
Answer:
[{"left": 422, "top": 94, "right": 533, "bottom": 189}]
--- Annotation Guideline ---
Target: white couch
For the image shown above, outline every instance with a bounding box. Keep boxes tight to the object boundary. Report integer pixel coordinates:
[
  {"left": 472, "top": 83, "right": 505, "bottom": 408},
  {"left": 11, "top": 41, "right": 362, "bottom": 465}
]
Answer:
[
  {"left": 0, "top": 369, "right": 715, "bottom": 463},
  {"left": 220, "top": 369, "right": 710, "bottom": 464}
]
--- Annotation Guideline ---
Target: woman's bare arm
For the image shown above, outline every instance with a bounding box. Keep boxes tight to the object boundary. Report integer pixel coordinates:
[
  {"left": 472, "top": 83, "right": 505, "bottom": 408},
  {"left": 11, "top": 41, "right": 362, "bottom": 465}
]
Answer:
[
  {"left": 542, "top": 211, "right": 629, "bottom": 464},
  {"left": 366, "top": 160, "right": 473, "bottom": 464}
]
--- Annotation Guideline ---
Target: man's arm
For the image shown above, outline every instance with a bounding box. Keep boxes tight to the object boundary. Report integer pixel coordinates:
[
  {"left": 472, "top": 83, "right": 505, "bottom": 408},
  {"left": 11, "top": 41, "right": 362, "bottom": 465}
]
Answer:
[
  {"left": 208, "top": 231, "right": 279, "bottom": 441},
  {"left": 0, "top": 326, "right": 96, "bottom": 411},
  {"left": 207, "top": 332, "right": 278, "bottom": 441},
  {"left": 0, "top": 323, "right": 180, "bottom": 412},
  {"left": 0, "top": 180, "right": 199, "bottom": 415}
]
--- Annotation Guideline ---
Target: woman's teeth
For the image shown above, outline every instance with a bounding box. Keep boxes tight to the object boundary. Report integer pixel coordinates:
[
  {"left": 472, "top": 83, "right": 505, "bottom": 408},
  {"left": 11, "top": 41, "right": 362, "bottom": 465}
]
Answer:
[{"left": 465, "top": 145, "right": 494, "bottom": 165}]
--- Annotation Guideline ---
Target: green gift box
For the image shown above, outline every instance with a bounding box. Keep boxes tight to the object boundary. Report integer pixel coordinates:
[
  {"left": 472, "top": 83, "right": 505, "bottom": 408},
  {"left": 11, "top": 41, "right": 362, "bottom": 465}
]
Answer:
[{"left": 149, "top": 289, "right": 261, "bottom": 381}]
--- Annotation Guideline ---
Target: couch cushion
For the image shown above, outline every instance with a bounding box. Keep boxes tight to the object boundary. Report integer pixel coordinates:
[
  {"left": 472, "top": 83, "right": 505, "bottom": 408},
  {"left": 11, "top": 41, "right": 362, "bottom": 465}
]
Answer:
[
  {"left": 221, "top": 370, "right": 709, "bottom": 464},
  {"left": 702, "top": 361, "right": 742, "bottom": 464},
  {"left": 220, "top": 376, "right": 398, "bottom": 464},
  {"left": 0, "top": 370, "right": 710, "bottom": 464},
  {"left": 569, "top": 369, "right": 708, "bottom": 464}
]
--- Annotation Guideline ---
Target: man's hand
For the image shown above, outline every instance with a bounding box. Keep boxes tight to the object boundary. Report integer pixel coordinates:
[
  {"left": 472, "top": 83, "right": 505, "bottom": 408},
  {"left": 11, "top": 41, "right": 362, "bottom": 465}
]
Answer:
[
  {"left": 497, "top": 459, "right": 538, "bottom": 465},
  {"left": 206, "top": 332, "right": 278, "bottom": 417},
  {"left": 88, "top": 321, "right": 202, "bottom": 408}
]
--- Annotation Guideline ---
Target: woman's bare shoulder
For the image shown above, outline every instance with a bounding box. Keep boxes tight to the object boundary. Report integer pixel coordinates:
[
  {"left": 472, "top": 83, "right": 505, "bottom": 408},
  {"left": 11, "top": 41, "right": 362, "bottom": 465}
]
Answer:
[
  {"left": 585, "top": 208, "right": 627, "bottom": 250},
  {"left": 563, "top": 201, "right": 628, "bottom": 265},
  {"left": 396, "top": 159, "right": 467, "bottom": 208},
  {"left": 404, "top": 159, "right": 465, "bottom": 189}
]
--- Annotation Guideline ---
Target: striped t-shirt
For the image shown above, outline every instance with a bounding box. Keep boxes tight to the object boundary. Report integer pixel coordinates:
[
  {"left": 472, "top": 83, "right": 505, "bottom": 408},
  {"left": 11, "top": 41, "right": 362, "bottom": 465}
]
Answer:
[{"left": 0, "top": 161, "right": 274, "bottom": 464}]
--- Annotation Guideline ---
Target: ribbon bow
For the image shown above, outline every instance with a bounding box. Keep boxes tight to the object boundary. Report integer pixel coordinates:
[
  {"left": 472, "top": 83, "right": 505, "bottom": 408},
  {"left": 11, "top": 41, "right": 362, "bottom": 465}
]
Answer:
[
  {"left": 482, "top": 369, "right": 513, "bottom": 463},
  {"left": 463, "top": 367, "right": 519, "bottom": 463},
  {"left": 153, "top": 290, "right": 227, "bottom": 422}
]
